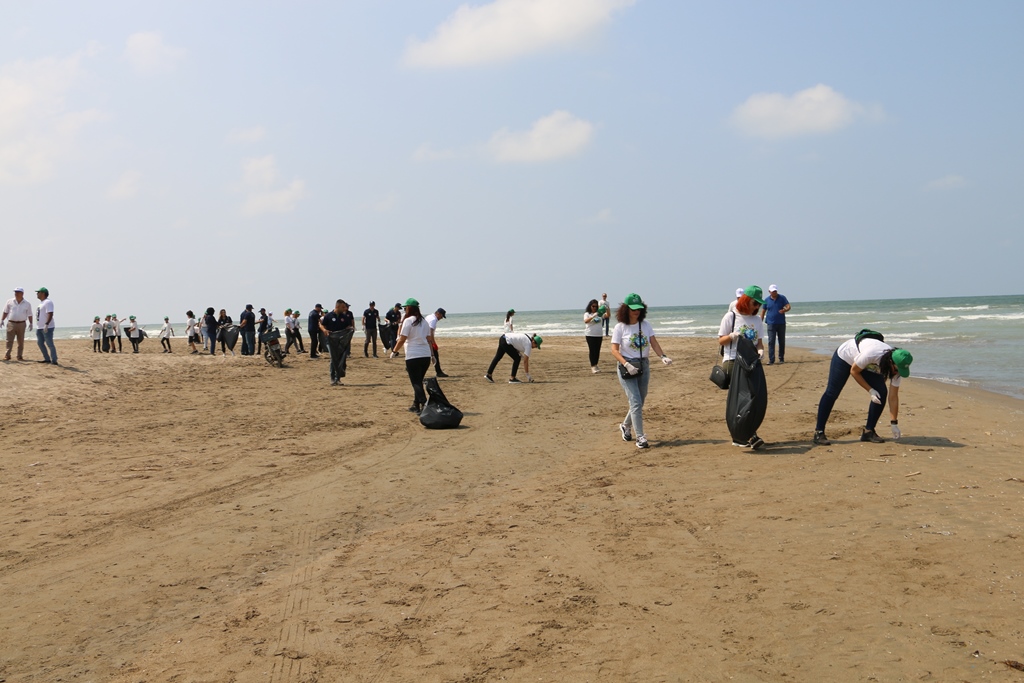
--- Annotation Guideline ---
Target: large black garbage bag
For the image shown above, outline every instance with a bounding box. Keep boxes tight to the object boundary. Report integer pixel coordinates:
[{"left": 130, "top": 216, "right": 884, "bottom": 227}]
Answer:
[
  {"left": 218, "top": 324, "right": 239, "bottom": 350},
  {"left": 726, "top": 335, "right": 768, "bottom": 443},
  {"left": 419, "top": 377, "right": 464, "bottom": 429}
]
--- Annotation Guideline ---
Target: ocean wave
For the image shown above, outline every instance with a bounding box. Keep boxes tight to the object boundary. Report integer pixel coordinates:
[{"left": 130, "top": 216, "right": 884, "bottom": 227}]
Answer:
[
  {"left": 940, "top": 305, "right": 989, "bottom": 311},
  {"left": 960, "top": 313, "right": 1024, "bottom": 321}
]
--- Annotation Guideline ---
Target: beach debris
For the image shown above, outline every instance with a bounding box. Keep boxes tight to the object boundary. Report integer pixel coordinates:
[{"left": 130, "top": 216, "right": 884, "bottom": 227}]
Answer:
[
  {"left": 910, "top": 448, "right": 934, "bottom": 452},
  {"left": 275, "top": 649, "right": 307, "bottom": 660},
  {"left": 904, "top": 471, "right": 922, "bottom": 477},
  {"left": 1002, "top": 660, "right": 1024, "bottom": 671},
  {"left": 913, "top": 488, "right": 943, "bottom": 494}
]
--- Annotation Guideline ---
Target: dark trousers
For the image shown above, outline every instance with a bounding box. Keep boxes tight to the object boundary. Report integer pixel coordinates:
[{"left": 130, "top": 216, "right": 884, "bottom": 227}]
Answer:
[
  {"left": 815, "top": 350, "right": 888, "bottom": 432},
  {"left": 257, "top": 328, "right": 267, "bottom": 354},
  {"left": 285, "top": 328, "right": 298, "bottom": 353},
  {"left": 293, "top": 327, "right": 304, "bottom": 352},
  {"left": 767, "top": 323, "right": 786, "bottom": 363},
  {"left": 385, "top": 325, "right": 398, "bottom": 350},
  {"left": 308, "top": 329, "right": 321, "bottom": 356},
  {"left": 161, "top": 337, "right": 172, "bottom": 351},
  {"left": 326, "top": 329, "right": 354, "bottom": 382},
  {"left": 364, "top": 325, "right": 378, "bottom": 356},
  {"left": 241, "top": 329, "right": 255, "bottom": 355},
  {"left": 487, "top": 335, "right": 522, "bottom": 378},
  {"left": 406, "top": 356, "right": 431, "bottom": 405},
  {"left": 586, "top": 335, "right": 602, "bottom": 366}
]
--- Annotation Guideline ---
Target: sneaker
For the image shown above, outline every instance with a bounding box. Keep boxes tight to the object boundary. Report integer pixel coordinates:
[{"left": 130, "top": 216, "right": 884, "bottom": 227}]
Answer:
[
  {"left": 812, "top": 431, "right": 831, "bottom": 446},
  {"left": 636, "top": 436, "right": 650, "bottom": 449},
  {"left": 508, "top": 378, "right": 522, "bottom": 384},
  {"left": 619, "top": 423, "right": 633, "bottom": 442},
  {"left": 591, "top": 366, "right": 600, "bottom": 374},
  {"left": 860, "top": 428, "right": 885, "bottom": 443},
  {"left": 484, "top": 374, "right": 494, "bottom": 383},
  {"left": 436, "top": 371, "right": 450, "bottom": 378},
  {"left": 330, "top": 379, "right": 340, "bottom": 386},
  {"left": 749, "top": 435, "right": 765, "bottom": 450},
  {"left": 732, "top": 441, "right": 752, "bottom": 448}
]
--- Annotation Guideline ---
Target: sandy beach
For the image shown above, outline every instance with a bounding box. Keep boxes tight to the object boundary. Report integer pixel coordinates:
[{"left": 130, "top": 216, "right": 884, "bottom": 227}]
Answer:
[{"left": 2, "top": 336, "right": 1023, "bottom": 682}]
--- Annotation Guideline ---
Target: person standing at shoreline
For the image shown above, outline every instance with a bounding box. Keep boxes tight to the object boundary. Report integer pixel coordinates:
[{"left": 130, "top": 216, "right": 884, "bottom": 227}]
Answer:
[
  {"left": 159, "top": 316, "right": 174, "bottom": 353},
  {"left": 504, "top": 309, "right": 515, "bottom": 334},
  {"left": 584, "top": 299, "right": 604, "bottom": 373},
  {"left": 320, "top": 299, "right": 355, "bottom": 385},
  {"left": 610, "top": 293, "right": 673, "bottom": 450},
  {"left": 239, "top": 304, "right": 256, "bottom": 356},
  {"left": 760, "top": 284, "right": 791, "bottom": 365},
  {"left": 290, "top": 310, "right": 305, "bottom": 353},
  {"left": 185, "top": 311, "right": 199, "bottom": 354},
  {"left": 204, "top": 308, "right": 218, "bottom": 355},
  {"left": 103, "top": 314, "right": 116, "bottom": 352},
  {"left": 600, "top": 293, "right": 611, "bottom": 336},
  {"left": 362, "top": 301, "right": 380, "bottom": 358},
  {"left": 426, "top": 307, "right": 448, "bottom": 377},
  {"left": 307, "top": 304, "right": 323, "bottom": 358},
  {"left": 384, "top": 303, "right": 402, "bottom": 352},
  {"left": 813, "top": 333, "right": 913, "bottom": 446},
  {"left": 256, "top": 308, "right": 268, "bottom": 355},
  {"left": 111, "top": 314, "right": 124, "bottom": 353},
  {"left": 389, "top": 298, "right": 435, "bottom": 413},
  {"left": 128, "top": 316, "right": 142, "bottom": 353},
  {"left": 90, "top": 316, "right": 103, "bottom": 352},
  {"left": 3, "top": 287, "right": 33, "bottom": 361},
  {"left": 34, "top": 287, "right": 57, "bottom": 365}
]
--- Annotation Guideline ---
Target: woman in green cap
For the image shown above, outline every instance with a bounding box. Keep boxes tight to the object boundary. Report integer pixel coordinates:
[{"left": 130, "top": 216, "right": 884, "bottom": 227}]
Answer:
[
  {"left": 503, "top": 309, "right": 515, "bottom": 334},
  {"left": 717, "top": 285, "right": 767, "bottom": 449},
  {"left": 610, "top": 293, "right": 673, "bottom": 449},
  {"left": 389, "top": 298, "right": 435, "bottom": 413}
]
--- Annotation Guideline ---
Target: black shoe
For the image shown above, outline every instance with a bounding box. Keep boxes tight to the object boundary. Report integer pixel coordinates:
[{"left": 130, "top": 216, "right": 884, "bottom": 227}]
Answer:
[
  {"left": 408, "top": 403, "right": 421, "bottom": 413},
  {"left": 860, "top": 429, "right": 885, "bottom": 443},
  {"left": 749, "top": 435, "right": 765, "bottom": 450},
  {"left": 436, "top": 371, "right": 449, "bottom": 378},
  {"left": 508, "top": 378, "right": 522, "bottom": 384},
  {"left": 812, "top": 431, "right": 831, "bottom": 446},
  {"left": 484, "top": 374, "right": 494, "bottom": 383}
]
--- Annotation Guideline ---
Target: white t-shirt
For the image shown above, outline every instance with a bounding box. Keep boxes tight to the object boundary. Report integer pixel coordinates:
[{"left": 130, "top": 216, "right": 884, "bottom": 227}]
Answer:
[
  {"left": 584, "top": 311, "right": 603, "bottom": 337},
  {"left": 503, "top": 332, "right": 534, "bottom": 357},
  {"left": 426, "top": 313, "right": 440, "bottom": 332},
  {"left": 90, "top": 322, "right": 102, "bottom": 340},
  {"left": 35, "top": 299, "right": 55, "bottom": 329},
  {"left": 718, "top": 310, "right": 764, "bottom": 362},
  {"left": 503, "top": 318, "right": 514, "bottom": 333},
  {"left": 186, "top": 317, "right": 197, "bottom": 336},
  {"left": 400, "top": 316, "right": 432, "bottom": 359},
  {"left": 285, "top": 315, "right": 296, "bottom": 331},
  {"left": 105, "top": 320, "right": 116, "bottom": 337},
  {"left": 129, "top": 321, "right": 141, "bottom": 338},
  {"left": 160, "top": 322, "right": 173, "bottom": 339},
  {"left": 837, "top": 338, "right": 902, "bottom": 387},
  {"left": 611, "top": 320, "right": 655, "bottom": 361}
]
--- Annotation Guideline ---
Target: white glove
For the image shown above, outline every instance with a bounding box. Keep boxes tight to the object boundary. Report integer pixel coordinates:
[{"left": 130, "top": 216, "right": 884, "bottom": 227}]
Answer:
[
  {"left": 388, "top": 351, "right": 397, "bottom": 360},
  {"left": 891, "top": 423, "right": 901, "bottom": 440},
  {"left": 661, "top": 356, "right": 672, "bottom": 365},
  {"left": 869, "top": 389, "right": 882, "bottom": 404},
  {"left": 624, "top": 363, "right": 639, "bottom": 376},
  {"left": 730, "top": 331, "right": 741, "bottom": 340},
  {"left": 524, "top": 373, "right": 533, "bottom": 382},
  {"left": 757, "top": 349, "right": 764, "bottom": 359}
]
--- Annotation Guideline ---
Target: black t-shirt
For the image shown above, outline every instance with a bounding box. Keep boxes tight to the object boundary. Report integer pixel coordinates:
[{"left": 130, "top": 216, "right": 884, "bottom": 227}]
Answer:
[
  {"left": 363, "top": 308, "right": 380, "bottom": 327},
  {"left": 308, "top": 309, "right": 321, "bottom": 331},
  {"left": 322, "top": 310, "right": 354, "bottom": 332},
  {"left": 204, "top": 314, "right": 218, "bottom": 330},
  {"left": 240, "top": 310, "right": 256, "bottom": 328},
  {"left": 258, "top": 314, "right": 268, "bottom": 332},
  {"left": 385, "top": 308, "right": 401, "bottom": 327}
]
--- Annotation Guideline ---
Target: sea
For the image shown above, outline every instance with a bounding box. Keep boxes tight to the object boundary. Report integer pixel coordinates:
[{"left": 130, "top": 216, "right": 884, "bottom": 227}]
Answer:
[{"left": 57, "top": 295, "right": 1024, "bottom": 400}]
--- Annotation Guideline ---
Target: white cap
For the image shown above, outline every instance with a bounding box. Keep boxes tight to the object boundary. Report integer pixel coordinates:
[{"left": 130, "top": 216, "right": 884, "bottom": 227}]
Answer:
[
  {"left": 768, "top": 284, "right": 778, "bottom": 293},
  {"left": 14, "top": 287, "right": 24, "bottom": 293},
  {"left": 735, "top": 288, "right": 743, "bottom": 298}
]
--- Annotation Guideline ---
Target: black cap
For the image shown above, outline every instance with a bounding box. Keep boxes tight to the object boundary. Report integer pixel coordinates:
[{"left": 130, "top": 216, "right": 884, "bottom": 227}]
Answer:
[
  {"left": 246, "top": 304, "right": 253, "bottom": 309},
  {"left": 437, "top": 308, "right": 447, "bottom": 316},
  {"left": 315, "top": 303, "right": 323, "bottom": 309},
  {"left": 369, "top": 301, "right": 375, "bottom": 305}
]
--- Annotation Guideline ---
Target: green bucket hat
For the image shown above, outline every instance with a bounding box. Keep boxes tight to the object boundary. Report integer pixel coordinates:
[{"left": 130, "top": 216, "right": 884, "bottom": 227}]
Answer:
[
  {"left": 624, "top": 293, "right": 645, "bottom": 310},
  {"left": 743, "top": 285, "right": 765, "bottom": 305},
  {"left": 532, "top": 334, "right": 543, "bottom": 348},
  {"left": 892, "top": 349, "right": 913, "bottom": 377},
  {"left": 403, "top": 297, "right": 419, "bottom": 307}
]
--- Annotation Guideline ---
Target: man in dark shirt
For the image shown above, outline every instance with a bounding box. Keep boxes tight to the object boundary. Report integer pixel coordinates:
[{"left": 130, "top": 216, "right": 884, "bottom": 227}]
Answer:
[
  {"left": 307, "top": 304, "right": 324, "bottom": 358},
  {"left": 362, "top": 301, "right": 381, "bottom": 358},
  {"left": 319, "top": 299, "right": 355, "bottom": 385},
  {"left": 239, "top": 304, "right": 257, "bottom": 356},
  {"left": 256, "top": 307, "right": 269, "bottom": 354},
  {"left": 384, "top": 302, "right": 402, "bottom": 352}
]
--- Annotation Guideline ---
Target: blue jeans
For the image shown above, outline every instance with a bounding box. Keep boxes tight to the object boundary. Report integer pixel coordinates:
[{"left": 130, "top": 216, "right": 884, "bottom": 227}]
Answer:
[
  {"left": 240, "top": 329, "right": 255, "bottom": 355},
  {"left": 815, "top": 350, "right": 888, "bottom": 432},
  {"left": 617, "top": 357, "right": 650, "bottom": 437},
  {"left": 36, "top": 327, "right": 57, "bottom": 363},
  {"left": 766, "top": 323, "right": 786, "bottom": 363}
]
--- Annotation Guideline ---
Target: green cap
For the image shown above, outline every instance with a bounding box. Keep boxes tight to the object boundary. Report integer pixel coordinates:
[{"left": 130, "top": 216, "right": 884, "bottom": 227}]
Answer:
[
  {"left": 624, "top": 293, "right": 645, "bottom": 310},
  {"left": 94, "top": 316, "right": 100, "bottom": 321},
  {"left": 743, "top": 285, "right": 765, "bottom": 305},
  {"left": 129, "top": 315, "right": 136, "bottom": 320},
  {"left": 404, "top": 297, "right": 419, "bottom": 307},
  {"left": 597, "top": 305, "right": 607, "bottom": 315},
  {"left": 508, "top": 309, "right": 515, "bottom": 314},
  {"left": 892, "top": 348, "right": 913, "bottom": 377},
  {"left": 35, "top": 287, "right": 48, "bottom": 295},
  {"left": 532, "top": 334, "right": 543, "bottom": 348}
]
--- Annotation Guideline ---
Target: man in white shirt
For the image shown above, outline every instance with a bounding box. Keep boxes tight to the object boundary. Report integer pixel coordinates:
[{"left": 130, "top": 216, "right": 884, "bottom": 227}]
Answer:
[
  {"left": 600, "top": 293, "right": 610, "bottom": 336},
  {"left": 425, "top": 307, "right": 448, "bottom": 377},
  {"left": 34, "top": 287, "right": 57, "bottom": 365},
  {"left": 2, "top": 287, "right": 34, "bottom": 361}
]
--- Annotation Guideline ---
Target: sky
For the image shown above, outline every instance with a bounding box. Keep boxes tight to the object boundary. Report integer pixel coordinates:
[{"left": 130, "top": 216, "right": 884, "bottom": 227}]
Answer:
[{"left": 2, "top": 0, "right": 1022, "bottom": 325}]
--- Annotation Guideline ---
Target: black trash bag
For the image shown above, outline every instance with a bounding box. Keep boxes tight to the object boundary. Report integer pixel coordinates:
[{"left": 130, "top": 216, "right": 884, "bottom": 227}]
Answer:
[
  {"left": 725, "top": 335, "right": 768, "bottom": 443},
  {"left": 218, "top": 324, "right": 240, "bottom": 350},
  {"left": 419, "top": 377, "right": 464, "bottom": 429}
]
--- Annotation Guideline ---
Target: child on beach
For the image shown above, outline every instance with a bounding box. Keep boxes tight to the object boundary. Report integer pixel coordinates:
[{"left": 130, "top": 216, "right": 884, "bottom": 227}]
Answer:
[
  {"left": 90, "top": 316, "right": 102, "bottom": 352},
  {"left": 160, "top": 317, "right": 174, "bottom": 353}
]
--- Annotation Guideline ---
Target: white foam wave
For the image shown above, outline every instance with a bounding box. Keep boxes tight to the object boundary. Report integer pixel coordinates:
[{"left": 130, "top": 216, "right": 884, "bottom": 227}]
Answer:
[{"left": 941, "top": 305, "right": 989, "bottom": 311}]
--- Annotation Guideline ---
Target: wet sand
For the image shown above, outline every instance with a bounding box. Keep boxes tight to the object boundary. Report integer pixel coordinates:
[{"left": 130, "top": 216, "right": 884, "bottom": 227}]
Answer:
[{"left": 2, "top": 337, "right": 1023, "bottom": 682}]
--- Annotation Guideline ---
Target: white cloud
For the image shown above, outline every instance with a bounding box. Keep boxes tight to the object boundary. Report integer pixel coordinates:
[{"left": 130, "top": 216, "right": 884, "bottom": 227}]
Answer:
[
  {"left": 239, "top": 155, "right": 307, "bottom": 216},
  {"left": 486, "top": 110, "right": 594, "bottom": 163},
  {"left": 925, "top": 174, "right": 969, "bottom": 191},
  {"left": 404, "top": 0, "right": 635, "bottom": 68},
  {"left": 226, "top": 126, "right": 267, "bottom": 145},
  {"left": 0, "top": 50, "right": 103, "bottom": 184},
  {"left": 107, "top": 170, "right": 141, "bottom": 199},
  {"left": 124, "top": 31, "right": 186, "bottom": 75},
  {"left": 413, "top": 143, "right": 457, "bottom": 162},
  {"left": 730, "top": 84, "right": 883, "bottom": 140}
]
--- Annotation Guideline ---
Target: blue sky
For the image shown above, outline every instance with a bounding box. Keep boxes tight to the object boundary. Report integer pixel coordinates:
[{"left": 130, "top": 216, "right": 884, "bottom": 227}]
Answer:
[{"left": 2, "top": 0, "right": 1022, "bottom": 324}]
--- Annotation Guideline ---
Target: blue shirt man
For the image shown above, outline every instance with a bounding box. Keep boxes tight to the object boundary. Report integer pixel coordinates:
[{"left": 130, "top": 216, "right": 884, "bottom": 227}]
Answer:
[
  {"left": 239, "top": 304, "right": 257, "bottom": 355},
  {"left": 759, "top": 284, "right": 791, "bottom": 364}
]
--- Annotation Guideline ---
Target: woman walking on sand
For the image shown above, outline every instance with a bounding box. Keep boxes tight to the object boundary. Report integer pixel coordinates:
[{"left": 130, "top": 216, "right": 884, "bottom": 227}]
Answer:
[
  {"left": 389, "top": 298, "right": 435, "bottom": 414},
  {"left": 185, "top": 311, "right": 199, "bottom": 354},
  {"left": 584, "top": 299, "right": 605, "bottom": 373},
  {"left": 717, "top": 285, "right": 767, "bottom": 450},
  {"left": 610, "top": 293, "right": 672, "bottom": 450},
  {"left": 217, "top": 309, "right": 234, "bottom": 356},
  {"left": 504, "top": 309, "right": 515, "bottom": 333}
]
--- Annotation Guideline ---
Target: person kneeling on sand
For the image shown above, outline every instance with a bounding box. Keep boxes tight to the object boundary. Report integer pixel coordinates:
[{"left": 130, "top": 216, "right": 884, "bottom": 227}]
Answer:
[
  {"left": 813, "top": 333, "right": 913, "bottom": 446},
  {"left": 485, "top": 332, "right": 542, "bottom": 384}
]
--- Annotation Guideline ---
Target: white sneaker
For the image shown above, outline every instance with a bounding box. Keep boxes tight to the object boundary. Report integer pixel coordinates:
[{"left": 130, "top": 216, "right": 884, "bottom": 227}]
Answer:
[
  {"left": 619, "top": 423, "right": 632, "bottom": 442},
  {"left": 591, "top": 366, "right": 600, "bottom": 374},
  {"left": 636, "top": 436, "right": 650, "bottom": 449}
]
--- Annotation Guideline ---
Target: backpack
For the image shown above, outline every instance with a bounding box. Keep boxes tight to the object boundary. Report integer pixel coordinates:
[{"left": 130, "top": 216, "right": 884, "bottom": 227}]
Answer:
[{"left": 854, "top": 329, "right": 884, "bottom": 348}]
